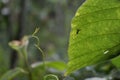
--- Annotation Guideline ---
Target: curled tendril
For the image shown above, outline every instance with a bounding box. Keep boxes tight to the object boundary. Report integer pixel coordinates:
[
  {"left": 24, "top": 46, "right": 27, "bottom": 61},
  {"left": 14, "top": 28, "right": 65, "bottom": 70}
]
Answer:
[
  {"left": 34, "top": 44, "right": 46, "bottom": 69},
  {"left": 44, "top": 74, "right": 59, "bottom": 80},
  {"left": 30, "top": 27, "right": 46, "bottom": 70}
]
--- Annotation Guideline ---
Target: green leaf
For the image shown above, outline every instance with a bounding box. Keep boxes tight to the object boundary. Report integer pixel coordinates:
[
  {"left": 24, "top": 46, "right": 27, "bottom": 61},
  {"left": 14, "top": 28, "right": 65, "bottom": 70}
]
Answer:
[
  {"left": 66, "top": 0, "right": 120, "bottom": 75},
  {"left": 0, "top": 68, "right": 27, "bottom": 80},
  {"left": 31, "top": 61, "right": 67, "bottom": 71}
]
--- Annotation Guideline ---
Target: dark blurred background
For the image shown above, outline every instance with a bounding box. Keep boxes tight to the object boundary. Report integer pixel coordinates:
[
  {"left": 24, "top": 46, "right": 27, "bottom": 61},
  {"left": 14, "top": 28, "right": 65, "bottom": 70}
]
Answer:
[
  {"left": 0, "top": 0, "right": 85, "bottom": 79},
  {"left": 1, "top": 0, "right": 120, "bottom": 80}
]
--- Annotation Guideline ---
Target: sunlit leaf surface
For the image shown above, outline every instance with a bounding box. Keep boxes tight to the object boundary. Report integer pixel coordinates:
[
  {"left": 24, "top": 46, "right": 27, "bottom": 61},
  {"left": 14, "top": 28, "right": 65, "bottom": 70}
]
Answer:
[{"left": 66, "top": 0, "right": 120, "bottom": 75}]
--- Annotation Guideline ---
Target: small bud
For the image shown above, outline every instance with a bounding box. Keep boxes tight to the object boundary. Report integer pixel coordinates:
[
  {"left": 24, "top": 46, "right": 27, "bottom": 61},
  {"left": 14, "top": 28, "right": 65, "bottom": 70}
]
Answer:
[
  {"left": 9, "top": 40, "right": 22, "bottom": 51},
  {"left": 9, "top": 36, "right": 29, "bottom": 51}
]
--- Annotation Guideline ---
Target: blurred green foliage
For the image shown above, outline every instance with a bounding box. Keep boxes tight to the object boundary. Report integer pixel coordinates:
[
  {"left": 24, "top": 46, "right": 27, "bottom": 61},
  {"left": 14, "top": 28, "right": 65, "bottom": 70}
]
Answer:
[
  {"left": 1, "top": 0, "right": 120, "bottom": 80},
  {"left": 0, "top": 0, "right": 83, "bottom": 79}
]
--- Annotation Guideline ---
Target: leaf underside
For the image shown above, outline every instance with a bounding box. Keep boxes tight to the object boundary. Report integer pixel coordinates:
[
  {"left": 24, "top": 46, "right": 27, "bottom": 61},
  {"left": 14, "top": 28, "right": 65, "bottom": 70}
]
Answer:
[{"left": 66, "top": 0, "right": 120, "bottom": 75}]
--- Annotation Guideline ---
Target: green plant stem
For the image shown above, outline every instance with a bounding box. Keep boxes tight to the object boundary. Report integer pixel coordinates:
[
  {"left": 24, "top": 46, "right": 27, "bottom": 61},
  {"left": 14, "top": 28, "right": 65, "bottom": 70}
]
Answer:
[
  {"left": 20, "top": 47, "right": 33, "bottom": 80},
  {"left": 23, "top": 47, "right": 32, "bottom": 80},
  {"left": 31, "top": 35, "right": 46, "bottom": 71},
  {"left": 35, "top": 44, "right": 46, "bottom": 70}
]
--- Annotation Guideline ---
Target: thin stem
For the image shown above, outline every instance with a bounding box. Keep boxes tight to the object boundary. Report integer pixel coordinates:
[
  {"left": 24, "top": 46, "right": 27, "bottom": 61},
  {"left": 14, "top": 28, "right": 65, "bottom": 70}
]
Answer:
[
  {"left": 18, "top": 47, "right": 33, "bottom": 80},
  {"left": 22, "top": 47, "right": 33, "bottom": 80},
  {"left": 30, "top": 34, "right": 46, "bottom": 71},
  {"left": 31, "top": 36, "right": 40, "bottom": 45},
  {"left": 35, "top": 44, "right": 46, "bottom": 70}
]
